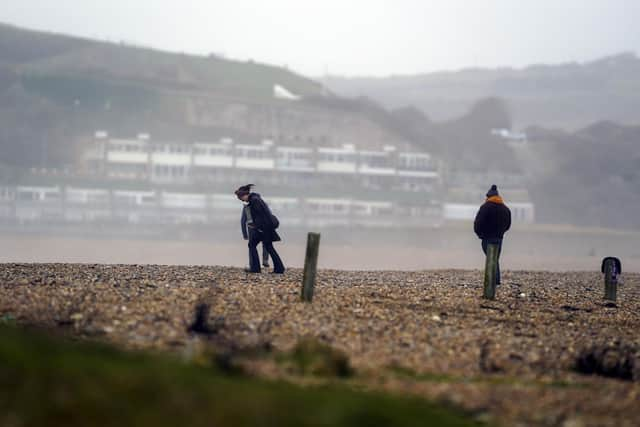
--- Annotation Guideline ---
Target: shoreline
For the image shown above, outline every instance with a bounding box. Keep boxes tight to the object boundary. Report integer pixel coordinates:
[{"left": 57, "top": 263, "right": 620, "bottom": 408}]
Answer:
[{"left": 2, "top": 233, "right": 639, "bottom": 272}]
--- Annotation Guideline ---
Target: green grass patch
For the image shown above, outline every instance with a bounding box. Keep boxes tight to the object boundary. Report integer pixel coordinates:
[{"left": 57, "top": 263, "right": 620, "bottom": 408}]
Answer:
[
  {"left": 276, "top": 337, "right": 354, "bottom": 378},
  {"left": 0, "top": 314, "right": 16, "bottom": 326},
  {"left": 0, "top": 326, "right": 482, "bottom": 427}
]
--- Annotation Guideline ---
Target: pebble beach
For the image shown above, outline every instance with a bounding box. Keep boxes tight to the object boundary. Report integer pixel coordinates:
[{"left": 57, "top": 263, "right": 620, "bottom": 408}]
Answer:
[{"left": 1, "top": 263, "right": 639, "bottom": 426}]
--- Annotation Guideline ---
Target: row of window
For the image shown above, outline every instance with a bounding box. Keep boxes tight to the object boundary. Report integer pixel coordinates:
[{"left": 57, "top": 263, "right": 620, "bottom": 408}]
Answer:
[
  {"left": 103, "top": 144, "right": 433, "bottom": 170},
  {"left": 105, "top": 165, "right": 437, "bottom": 192},
  {"left": 108, "top": 143, "right": 145, "bottom": 153},
  {"left": 153, "top": 165, "right": 188, "bottom": 178},
  {"left": 109, "top": 142, "right": 191, "bottom": 154},
  {"left": 105, "top": 161, "right": 434, "bottom": 175},
  {"left": 6, "top": 210, "right": 440, "bottom": 226},
  {"left": 193, "top": 146, "right": 231, "bottom": 156},
  {"left": 0, "top": 187, "right": 439, "bottom": 217}
]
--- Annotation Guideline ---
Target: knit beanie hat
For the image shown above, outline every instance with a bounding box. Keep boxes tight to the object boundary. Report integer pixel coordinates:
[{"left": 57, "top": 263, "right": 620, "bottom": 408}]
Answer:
[{"left": 486, "top": 184, "right": 499, "bottom": 197}]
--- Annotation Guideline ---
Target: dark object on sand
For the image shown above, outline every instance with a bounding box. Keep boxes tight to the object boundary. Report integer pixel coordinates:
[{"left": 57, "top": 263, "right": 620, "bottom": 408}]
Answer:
[
  {"left": 483, "top": 243, "right": 499, "bottom": 300},
  {"left": 575, "top": 341, "right": 639, "bottom": 381},
  {"left": 301, "top": 232, "right": 320, "bottom": 302},
  {"left": 188, "top": 304, "right": 215, "bottom": 335},
  {"left": 601, "top": 257, "right": 622, "bottom": 302}
]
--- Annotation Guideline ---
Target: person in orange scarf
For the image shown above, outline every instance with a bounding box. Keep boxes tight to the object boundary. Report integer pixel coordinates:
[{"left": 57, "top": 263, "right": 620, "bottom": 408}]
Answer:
[{"left": 474, "top": 185, "right": 511, "bottom": 285}]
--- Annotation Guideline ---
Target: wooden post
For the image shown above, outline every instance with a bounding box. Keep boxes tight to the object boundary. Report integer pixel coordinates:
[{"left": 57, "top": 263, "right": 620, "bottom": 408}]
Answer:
[
  {"left": 301, "top": 232, "right": 320, "bottom": 302},
  {"left": 603, "top": 258, "right": 618, "bottom": 302},
  {"left": 483, "top": 243, "right": 499, "bottom": 300}
]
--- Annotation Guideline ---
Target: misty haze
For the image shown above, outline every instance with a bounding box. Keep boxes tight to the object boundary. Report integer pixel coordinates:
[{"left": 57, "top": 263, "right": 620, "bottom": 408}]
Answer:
[
  {"left": 0, "top": 18, "right": 639, "bottom": 270},
  {"left": 1, "top": 2, "right": 639, "bottom": 426}
]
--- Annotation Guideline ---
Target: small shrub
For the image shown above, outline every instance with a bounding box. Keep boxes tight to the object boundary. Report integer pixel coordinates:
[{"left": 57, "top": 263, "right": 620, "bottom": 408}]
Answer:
[
  {"left": 575, "top": 341, "right": 639, "bottom": 381},
  {"left": 282, "top": 338, "right": 353, "bottom": 378}
]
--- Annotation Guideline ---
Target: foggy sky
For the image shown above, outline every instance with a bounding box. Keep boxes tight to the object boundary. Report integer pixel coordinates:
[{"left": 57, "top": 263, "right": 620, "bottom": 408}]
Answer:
[{"left": 3, "top": 0, "right": 640, "bottom": 77}]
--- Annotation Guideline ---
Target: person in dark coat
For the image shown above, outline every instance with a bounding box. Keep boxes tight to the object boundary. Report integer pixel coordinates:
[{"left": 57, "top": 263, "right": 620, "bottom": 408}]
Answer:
[
  {"left": 474, "top": 184, "right": 511, "bottom": 285},
  {"left": 235, "top": 184, "right": 285, "bottom": 274}
]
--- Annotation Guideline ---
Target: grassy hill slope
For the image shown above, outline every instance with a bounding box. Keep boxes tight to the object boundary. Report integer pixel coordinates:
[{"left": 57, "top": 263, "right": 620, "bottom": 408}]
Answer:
[{"left": 0, "top": 23, "right": 324, "bottom": 100}]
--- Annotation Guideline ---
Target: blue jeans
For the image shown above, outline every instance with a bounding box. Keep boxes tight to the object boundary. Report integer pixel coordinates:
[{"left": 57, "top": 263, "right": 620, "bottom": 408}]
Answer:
[{"left": 481, "top": 238, "right": 503, "bottom": 285}]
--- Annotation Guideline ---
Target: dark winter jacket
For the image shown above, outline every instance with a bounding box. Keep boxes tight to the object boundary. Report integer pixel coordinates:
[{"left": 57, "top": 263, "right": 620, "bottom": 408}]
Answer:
[
  {"left": 474, "top": 197, "right": 511, "bottom": 240},
  {"left": 240, "top": 193, "right": 280, "bottom": 242}
]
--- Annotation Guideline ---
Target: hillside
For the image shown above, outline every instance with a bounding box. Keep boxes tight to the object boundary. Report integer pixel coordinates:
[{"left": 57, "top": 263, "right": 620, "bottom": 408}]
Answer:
[
  {"left": 0, "top": 23, "right": 324, "bottom": 100},
  {"left": 0, "top": 23, "right": 413, "bottom": 167},
  {"left": 523, "top": 121, "right": 640, "bottom": 229},
  {"left": 324, "top": 53, "right": 640, "bottom": 130},
  {"left": 0, "top": 23, "right": 524, "bottom": 173}
]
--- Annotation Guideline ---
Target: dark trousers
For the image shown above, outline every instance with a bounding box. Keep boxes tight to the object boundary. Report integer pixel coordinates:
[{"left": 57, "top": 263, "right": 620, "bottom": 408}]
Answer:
[
  {"left": 481, "top": 238, "right": 503, "bottom": 285},
  {"left": 248, "top": 230, "right": 284, "bottom": 273},
  {"left": 262, "top": 245, "right": 270, "bottom": 267}
]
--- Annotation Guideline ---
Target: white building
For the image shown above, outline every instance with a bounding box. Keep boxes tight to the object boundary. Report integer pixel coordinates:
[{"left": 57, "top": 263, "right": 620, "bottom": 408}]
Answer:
[
  {"left": 105, "top": 136, "right": 150, "bottom": 179},
  {"left": 65, "top": 131, "right": 447, "bottom": 228},
  {"left": 316, "top": 145, "right": 358, "bottom": 174},
  {"left": 275, "top": 146, "right": 314, "bottom": 172},
  {"left": 86, "top": 133, "right": 443, "bottom": 195},
  {"left": 150, "top": 143, "right": 192, "bottom": 183},
  {"left": 443, "top": 201, "right": 535, "bottom": 224}
]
